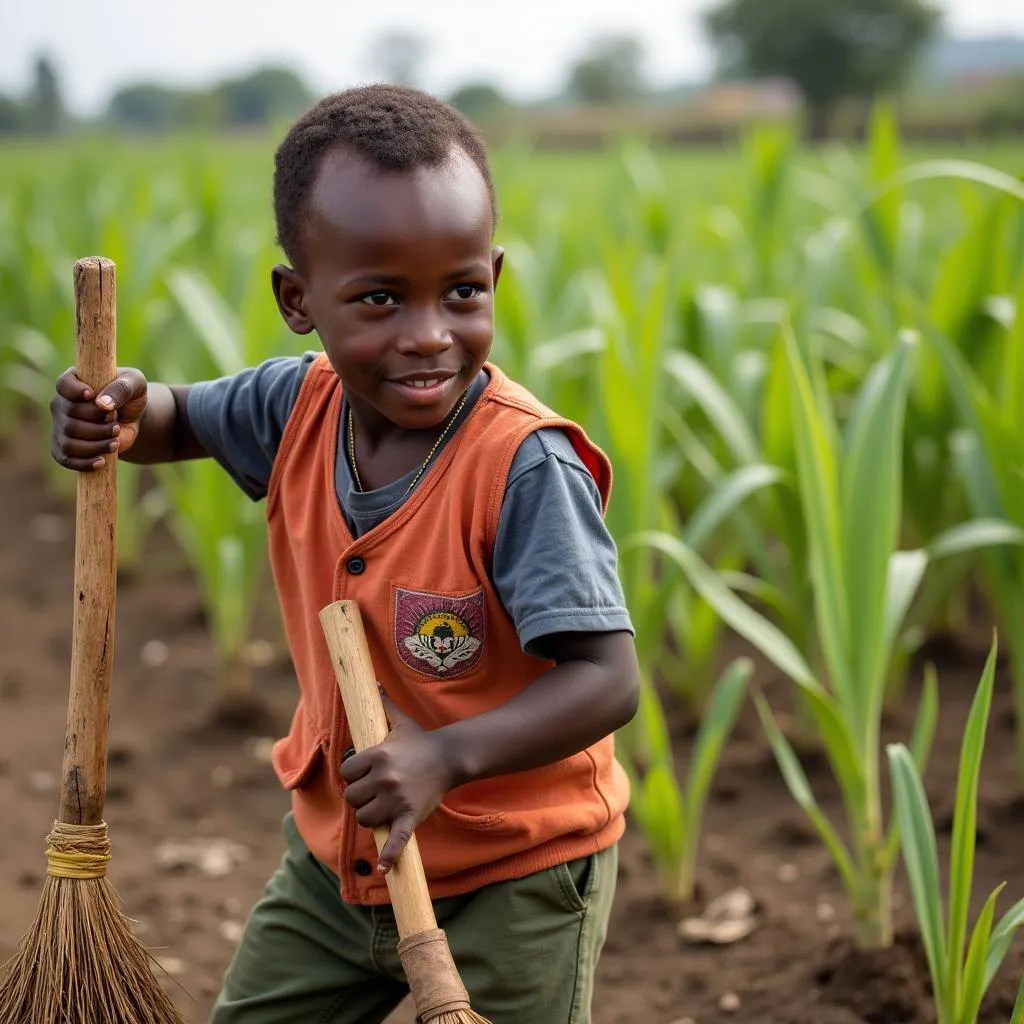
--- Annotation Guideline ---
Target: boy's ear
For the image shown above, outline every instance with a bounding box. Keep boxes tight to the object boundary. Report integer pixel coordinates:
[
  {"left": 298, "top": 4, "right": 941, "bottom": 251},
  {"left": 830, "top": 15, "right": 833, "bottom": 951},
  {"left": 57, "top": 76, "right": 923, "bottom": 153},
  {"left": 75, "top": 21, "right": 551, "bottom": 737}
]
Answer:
[
  {"left": 491, "top": 246, "right": 504, "bottom": 291},
  {"left": 271, "top": 264, "right": 315, "bottom": 335}
]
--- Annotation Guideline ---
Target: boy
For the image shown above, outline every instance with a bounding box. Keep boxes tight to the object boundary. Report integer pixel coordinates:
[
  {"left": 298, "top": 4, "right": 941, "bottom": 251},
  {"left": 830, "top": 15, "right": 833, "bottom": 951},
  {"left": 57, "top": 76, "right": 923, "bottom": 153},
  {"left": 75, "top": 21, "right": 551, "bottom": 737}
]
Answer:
[{"left": 50, "top": 85, "right": 639, "bottom": 1023}]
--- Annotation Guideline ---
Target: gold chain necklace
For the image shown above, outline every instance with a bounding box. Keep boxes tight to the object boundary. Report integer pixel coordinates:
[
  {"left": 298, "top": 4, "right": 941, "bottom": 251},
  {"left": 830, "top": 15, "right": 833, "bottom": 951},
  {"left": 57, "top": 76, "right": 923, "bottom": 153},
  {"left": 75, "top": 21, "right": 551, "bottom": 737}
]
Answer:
[{"left": 347, "top": 387, "right": 471, "bottom": 496}]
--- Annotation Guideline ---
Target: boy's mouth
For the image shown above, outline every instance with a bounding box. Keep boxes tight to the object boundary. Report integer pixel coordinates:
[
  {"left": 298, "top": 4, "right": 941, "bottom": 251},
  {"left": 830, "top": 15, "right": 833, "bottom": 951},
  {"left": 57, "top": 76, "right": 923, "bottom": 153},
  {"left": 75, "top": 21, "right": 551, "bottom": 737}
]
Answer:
[{"left": 385, "top": 371, "right": 460, "bottom": 405}]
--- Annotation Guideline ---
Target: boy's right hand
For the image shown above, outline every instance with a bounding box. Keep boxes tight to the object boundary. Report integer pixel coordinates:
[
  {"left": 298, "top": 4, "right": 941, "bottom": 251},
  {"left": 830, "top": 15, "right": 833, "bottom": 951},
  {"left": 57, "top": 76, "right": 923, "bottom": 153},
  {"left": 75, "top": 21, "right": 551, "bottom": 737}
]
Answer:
[{"left": 51, "top": 367, "right": 148, "bottom": 471}]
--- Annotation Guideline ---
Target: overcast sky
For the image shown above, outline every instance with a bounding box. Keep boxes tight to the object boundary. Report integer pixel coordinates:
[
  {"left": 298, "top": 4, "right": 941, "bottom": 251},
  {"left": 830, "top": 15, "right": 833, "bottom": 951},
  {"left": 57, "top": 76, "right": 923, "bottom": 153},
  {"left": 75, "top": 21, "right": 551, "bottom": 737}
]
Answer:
[{"left": 2, "top": 0, "right": 1024, "bottom": 117}]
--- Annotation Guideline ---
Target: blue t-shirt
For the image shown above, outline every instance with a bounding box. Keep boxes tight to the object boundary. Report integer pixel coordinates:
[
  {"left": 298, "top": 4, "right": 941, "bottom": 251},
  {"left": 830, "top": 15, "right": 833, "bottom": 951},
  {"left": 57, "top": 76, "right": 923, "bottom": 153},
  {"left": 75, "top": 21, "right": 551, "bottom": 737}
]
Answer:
[{"left": 187, "top": 354, "right": 633, "bottom": 657}]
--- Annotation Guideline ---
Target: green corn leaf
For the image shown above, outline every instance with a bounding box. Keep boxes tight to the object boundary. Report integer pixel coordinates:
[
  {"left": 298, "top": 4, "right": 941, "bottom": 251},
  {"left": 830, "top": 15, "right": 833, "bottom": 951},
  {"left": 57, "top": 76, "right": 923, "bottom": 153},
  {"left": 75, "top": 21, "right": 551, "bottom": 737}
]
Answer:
[
  {"left": 862, "top": 159, "right": 1024, "bottom": 214},
  {"left": 528, "top": 326, "right": 606, "bottom": 373},
  {"left": 803, "top": 682, "right": 871, "bottom": 841},
  {"left": 629, "top": 675, "right": 674, "bottom": 772},
  {"left": 783, "top": 324, "right": 851, "bottom": 705},
  {"left": 882, "top": 664, "right": 939, "bottom": 870},
  {"left": 951, "top": 433, "right": 1016, "bottom": 556},
  {"left": 959, "top": 884, "right": 1004, "bottom": 1024},
  {"left": 862, "top": 101, "right": 902, "bottom": 277},
  {"left": 761, "top": 328, "right": 795, "bottom": 475},
  {"left": 1005, "top": 276, "right": 1024, "bottom": 442},
  {"left": 927, "top": 519, "right": 1024, "bottom": 560},
  {"left": 631, "top": 763, "right": 686, "bottom": 887},
  {"left": 897, "top": 200, "right": 927, "bottom": 298},
  {"left": 665, "top": 656, "right": 753, "bottom": 899},
  {"left": 841, "top": 335, "right": 912, "bottom": 732},
  {"left": 167, "top": 265, "right": 246, "bottom": 377},
  {"left": 664, "top": 349, "right": 760, "bottom": 466},
  {"left": 682, "top": 463, "right": 788, "bottom": 553},
  {"left": 984, "top": 897, "right": 1024, "bottom": 991},
  {"left": 155, "top": 458, "right": 266, "bottom": 670},
  {"left": 814, "top": 306, "right": 870, "bottom": 352},
  {"left": 4, "top": 362, "right": 52, "bottom": 405},
  {"left": 917, "top": 315, "right": 1006, "bottom": 517},
  {"left": 215, "top": 535, "right": 246, "bottom": 661},
  {"left": 885, "top": 549, "right": 929, "bottom": 652},
  {"left": 754, "top": 691, "right": 858, "bottom": 896},
  {"left": 910, "top": 665, "right": 940, "bottom": 774},
  {"left": 623, "top": 530, "right": 816, "bottom": 690},
  {"left": 1009, "top": 972, "right": 1024, "bottom": 1023},
  {"left": 636, "top": 527, "right": 868, "bottom": 832},
  {"left": 10, "top": 324, "right": 58, "bottom": 370},
  {"left": 665, "top": 408, "right": 721, "bottom": 488},
  {"left": 946, "top": 637, "right": 999, "bottom": 1009},
  {"left": 666, "top": 414, "right": 781, "bottom": 587},
  {"left": 687, "top": 283, "right": 741, "bottom": 381},
  {"left": 718, "top": 571, "right": 796, "bottom": 632},
  {"left": 646, "top": 570, "right": 686, "bottom": 672},
  {"left": 887, "top": 742, "right": 948, "bottom": 1004},
  {"left": 928, "top": 193, "right": 1008, "bottom": 360},
  {"left": 682, "top": 657, "right": 752, "bottom": 841}
]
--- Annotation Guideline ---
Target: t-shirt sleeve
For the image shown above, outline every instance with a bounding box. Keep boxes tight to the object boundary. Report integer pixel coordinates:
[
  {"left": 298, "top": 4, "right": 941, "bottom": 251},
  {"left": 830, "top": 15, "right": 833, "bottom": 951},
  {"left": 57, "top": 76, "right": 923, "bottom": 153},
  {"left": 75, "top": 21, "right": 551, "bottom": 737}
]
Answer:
[
  {"left": 492, "top": 427, "right": 634, "bottom": 658},
  {"left": 186, "top": 351, "right": 318, "bottom": 501}
]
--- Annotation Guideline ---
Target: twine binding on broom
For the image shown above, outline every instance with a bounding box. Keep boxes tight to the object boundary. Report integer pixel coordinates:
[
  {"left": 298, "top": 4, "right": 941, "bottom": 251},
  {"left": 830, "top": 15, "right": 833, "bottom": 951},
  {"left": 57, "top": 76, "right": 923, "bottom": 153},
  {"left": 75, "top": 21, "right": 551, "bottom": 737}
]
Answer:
[{"left": 45, "top": 821, "right": 112, "bottom": 879}]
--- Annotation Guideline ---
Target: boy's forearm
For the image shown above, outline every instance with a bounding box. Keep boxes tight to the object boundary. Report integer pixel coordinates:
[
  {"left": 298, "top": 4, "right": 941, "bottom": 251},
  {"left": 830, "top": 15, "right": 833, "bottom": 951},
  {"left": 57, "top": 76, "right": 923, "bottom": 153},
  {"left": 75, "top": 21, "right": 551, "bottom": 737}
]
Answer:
[
  {"left": 434, "top": 631, "right": 639, "bottom": 791},
  {"left": 122, "top": 383, "right": 207, "bottom": 464}
]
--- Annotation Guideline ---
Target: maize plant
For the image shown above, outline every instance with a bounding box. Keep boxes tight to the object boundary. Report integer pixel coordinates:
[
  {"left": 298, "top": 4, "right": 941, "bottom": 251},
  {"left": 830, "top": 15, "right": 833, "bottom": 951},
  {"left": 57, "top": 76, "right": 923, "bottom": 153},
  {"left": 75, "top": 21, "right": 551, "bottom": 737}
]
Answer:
[
  {"left": 888, "top": 635, "right": 1024, "bottom": 1024},
  {"left": 623, "top": 655, "right": 751, "bottom": 903},
  {"left": 639, "top": 328, "right": 1023, "bottom": 948}
]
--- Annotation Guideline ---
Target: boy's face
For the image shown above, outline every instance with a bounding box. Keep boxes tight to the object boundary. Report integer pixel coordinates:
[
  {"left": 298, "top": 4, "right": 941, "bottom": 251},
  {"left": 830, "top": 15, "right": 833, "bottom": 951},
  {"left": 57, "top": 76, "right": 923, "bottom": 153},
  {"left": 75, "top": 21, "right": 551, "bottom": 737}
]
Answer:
[{"left": 272, "top": 145, "right": 502, "bottom": 434}]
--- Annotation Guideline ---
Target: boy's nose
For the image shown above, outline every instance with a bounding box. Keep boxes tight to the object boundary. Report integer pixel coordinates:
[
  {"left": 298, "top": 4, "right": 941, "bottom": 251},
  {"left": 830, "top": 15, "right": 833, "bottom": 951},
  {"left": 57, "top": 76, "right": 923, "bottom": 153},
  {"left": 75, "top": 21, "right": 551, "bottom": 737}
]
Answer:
[{"left": 397, "top": 313, "right": 453, "bottom": 356}]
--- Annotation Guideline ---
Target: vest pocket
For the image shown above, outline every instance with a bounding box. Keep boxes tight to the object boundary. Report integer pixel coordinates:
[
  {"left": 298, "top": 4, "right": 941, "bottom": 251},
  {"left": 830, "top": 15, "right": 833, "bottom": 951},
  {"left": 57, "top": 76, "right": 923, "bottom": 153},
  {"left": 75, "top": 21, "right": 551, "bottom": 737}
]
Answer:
[
  {"left": 432, "top": 799, "right": 508, "bottom": 831},
  {"left": 272, "top": 707, "right": 328, "bottom": 792}
]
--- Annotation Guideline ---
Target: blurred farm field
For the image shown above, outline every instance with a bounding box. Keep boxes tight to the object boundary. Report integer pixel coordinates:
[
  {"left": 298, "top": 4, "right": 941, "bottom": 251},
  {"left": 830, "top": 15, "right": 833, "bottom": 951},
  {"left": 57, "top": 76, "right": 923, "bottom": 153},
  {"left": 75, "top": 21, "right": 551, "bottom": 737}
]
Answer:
[{"left": 2, "top": 121, "right": 1024, "bottom": 1022}]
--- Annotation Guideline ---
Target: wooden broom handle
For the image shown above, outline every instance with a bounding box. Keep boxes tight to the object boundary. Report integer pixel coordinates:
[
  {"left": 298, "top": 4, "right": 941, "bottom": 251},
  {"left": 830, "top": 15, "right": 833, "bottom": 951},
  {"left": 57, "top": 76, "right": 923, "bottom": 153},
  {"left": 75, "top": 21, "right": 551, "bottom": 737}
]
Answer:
[
  {"left": 319, "top": 600, "right": 440, "bottom": 939},
  {"left": 59, "top": 256, "right": 119, "bottom": 826}
]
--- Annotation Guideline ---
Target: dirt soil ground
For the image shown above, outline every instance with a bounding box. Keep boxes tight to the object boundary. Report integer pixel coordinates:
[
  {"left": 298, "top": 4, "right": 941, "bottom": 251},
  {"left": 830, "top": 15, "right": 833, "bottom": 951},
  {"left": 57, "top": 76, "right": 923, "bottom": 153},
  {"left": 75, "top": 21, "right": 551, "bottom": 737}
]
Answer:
[{"left": 2, "top": 442, "right": 1023, "bottom": 1024}]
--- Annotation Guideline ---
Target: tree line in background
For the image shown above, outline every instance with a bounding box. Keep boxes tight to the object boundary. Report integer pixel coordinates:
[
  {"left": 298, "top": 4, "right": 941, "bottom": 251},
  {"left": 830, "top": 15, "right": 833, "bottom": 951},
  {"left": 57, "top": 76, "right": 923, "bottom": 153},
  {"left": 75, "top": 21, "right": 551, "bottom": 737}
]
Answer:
[{"left": 3, "top": 0, "right": 1024, "bottom": 140}]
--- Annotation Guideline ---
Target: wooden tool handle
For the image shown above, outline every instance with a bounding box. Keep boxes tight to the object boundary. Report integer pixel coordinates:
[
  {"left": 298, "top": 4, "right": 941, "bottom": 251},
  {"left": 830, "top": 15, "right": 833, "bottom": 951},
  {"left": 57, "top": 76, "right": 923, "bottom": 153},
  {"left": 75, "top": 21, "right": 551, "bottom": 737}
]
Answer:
[
  {"left": 59, "top": 256, "right": 119, "bottom": 826},
  {"left": 319, "top": 600, "right": 440, "bottom": 939}
]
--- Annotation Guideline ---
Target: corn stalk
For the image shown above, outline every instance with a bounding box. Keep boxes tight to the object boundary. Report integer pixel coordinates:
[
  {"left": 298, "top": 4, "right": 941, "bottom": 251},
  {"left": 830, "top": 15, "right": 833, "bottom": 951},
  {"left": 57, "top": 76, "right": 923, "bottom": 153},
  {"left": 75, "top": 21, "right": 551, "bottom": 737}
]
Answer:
[
  {"left": 636, "top": 328, "right": 1023, "bottom": 948},
  {"left": 888, "top": 635, "right": 1024, "bottom": 1023}
]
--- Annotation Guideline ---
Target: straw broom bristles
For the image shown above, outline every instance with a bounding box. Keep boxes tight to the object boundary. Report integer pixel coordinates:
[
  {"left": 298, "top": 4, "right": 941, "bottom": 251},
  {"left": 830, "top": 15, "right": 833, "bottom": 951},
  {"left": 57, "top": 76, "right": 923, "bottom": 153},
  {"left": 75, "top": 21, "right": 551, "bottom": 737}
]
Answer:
[
  {"left": 0, "top": 820, "right": 186, "bottom": 1024},
  {"left": 421, "top": 1013, "right": 490, "bottom": 1023}
]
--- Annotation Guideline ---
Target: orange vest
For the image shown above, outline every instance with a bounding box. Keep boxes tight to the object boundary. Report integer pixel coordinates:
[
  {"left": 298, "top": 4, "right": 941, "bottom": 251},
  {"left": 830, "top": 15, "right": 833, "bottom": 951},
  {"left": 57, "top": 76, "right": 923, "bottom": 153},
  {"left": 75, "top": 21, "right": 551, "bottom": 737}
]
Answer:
[{"left": 265, "top": 354, "right": 630, "bottom": 904}]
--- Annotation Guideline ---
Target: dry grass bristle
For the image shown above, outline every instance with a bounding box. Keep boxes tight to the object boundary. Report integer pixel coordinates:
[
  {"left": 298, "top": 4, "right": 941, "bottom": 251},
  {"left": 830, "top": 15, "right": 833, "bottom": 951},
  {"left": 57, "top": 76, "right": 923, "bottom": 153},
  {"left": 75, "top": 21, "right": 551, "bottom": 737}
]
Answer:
[{"left": 0, "top": 823, "right": 186, "bottom": 1024}]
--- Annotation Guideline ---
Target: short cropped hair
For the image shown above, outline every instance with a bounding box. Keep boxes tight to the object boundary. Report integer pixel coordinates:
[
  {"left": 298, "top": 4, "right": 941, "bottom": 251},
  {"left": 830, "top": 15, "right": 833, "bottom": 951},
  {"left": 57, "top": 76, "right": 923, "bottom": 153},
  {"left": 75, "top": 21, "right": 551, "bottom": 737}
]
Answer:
[{"left": 273, "top": 84, "right": 497, "bottom": 267}]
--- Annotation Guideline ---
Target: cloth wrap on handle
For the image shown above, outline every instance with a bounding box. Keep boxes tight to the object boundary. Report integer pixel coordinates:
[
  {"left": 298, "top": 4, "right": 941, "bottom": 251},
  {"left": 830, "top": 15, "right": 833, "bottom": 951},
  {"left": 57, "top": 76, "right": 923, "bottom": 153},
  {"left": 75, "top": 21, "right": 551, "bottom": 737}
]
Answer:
[{"left": 397, "top": 929, "right": 473, "bottom": 1017}]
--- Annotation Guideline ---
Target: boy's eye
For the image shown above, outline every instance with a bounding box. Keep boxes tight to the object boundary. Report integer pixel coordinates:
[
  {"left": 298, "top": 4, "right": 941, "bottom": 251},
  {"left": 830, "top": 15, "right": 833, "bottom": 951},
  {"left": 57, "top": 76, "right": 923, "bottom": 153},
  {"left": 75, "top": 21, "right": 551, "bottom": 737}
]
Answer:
[
  {"left": 360, "top": 292, "right": 397, "bottom": 307},
  {"left": 447, "top": 284, "right": 483, "bottom": 301}
]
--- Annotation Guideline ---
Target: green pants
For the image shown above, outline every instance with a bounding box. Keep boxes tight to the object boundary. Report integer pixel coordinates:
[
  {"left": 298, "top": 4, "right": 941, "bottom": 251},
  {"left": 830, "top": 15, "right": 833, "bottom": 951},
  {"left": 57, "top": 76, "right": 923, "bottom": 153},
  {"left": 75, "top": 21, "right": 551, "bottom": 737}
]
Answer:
[{"left": 210, "top": 814, "right": 618, "bottom": 1023}]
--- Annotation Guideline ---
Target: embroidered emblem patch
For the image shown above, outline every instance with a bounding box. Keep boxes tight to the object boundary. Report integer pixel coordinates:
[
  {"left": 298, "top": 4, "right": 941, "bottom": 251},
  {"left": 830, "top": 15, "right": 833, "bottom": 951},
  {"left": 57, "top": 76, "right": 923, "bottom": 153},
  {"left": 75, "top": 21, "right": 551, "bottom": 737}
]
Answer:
[{"left": 394, "top": 587, "right": 485, "bottom": 678}]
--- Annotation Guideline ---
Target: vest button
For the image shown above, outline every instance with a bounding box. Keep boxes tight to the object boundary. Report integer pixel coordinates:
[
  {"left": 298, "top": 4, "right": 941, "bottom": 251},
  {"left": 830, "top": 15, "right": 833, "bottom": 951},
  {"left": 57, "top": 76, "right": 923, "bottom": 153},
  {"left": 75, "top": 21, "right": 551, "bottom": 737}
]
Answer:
[
  {"left": 353, "top": 859, "right": 373, "bottom": 877},
  {"left": 347, "top": 556, "right": 365, "bottom": 575}
]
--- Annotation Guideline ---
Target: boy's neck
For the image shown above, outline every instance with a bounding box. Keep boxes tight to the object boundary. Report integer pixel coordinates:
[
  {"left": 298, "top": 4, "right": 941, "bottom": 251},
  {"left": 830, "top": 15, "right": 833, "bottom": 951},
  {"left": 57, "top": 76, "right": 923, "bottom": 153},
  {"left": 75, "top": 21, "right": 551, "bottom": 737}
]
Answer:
[
  {"left": 344, "top": 373, "right": 484, "bottom": 493},
  {"left": 346, "top": 382, "right": 473, "bottom": 452}
]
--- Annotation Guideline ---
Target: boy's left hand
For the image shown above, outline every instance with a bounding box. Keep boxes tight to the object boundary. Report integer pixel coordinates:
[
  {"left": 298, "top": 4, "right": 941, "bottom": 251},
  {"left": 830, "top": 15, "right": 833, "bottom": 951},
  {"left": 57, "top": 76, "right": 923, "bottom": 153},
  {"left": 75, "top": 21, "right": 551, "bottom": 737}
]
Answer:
[{"left": 340, "top": 692, "right": 455, "bottom": 875}]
